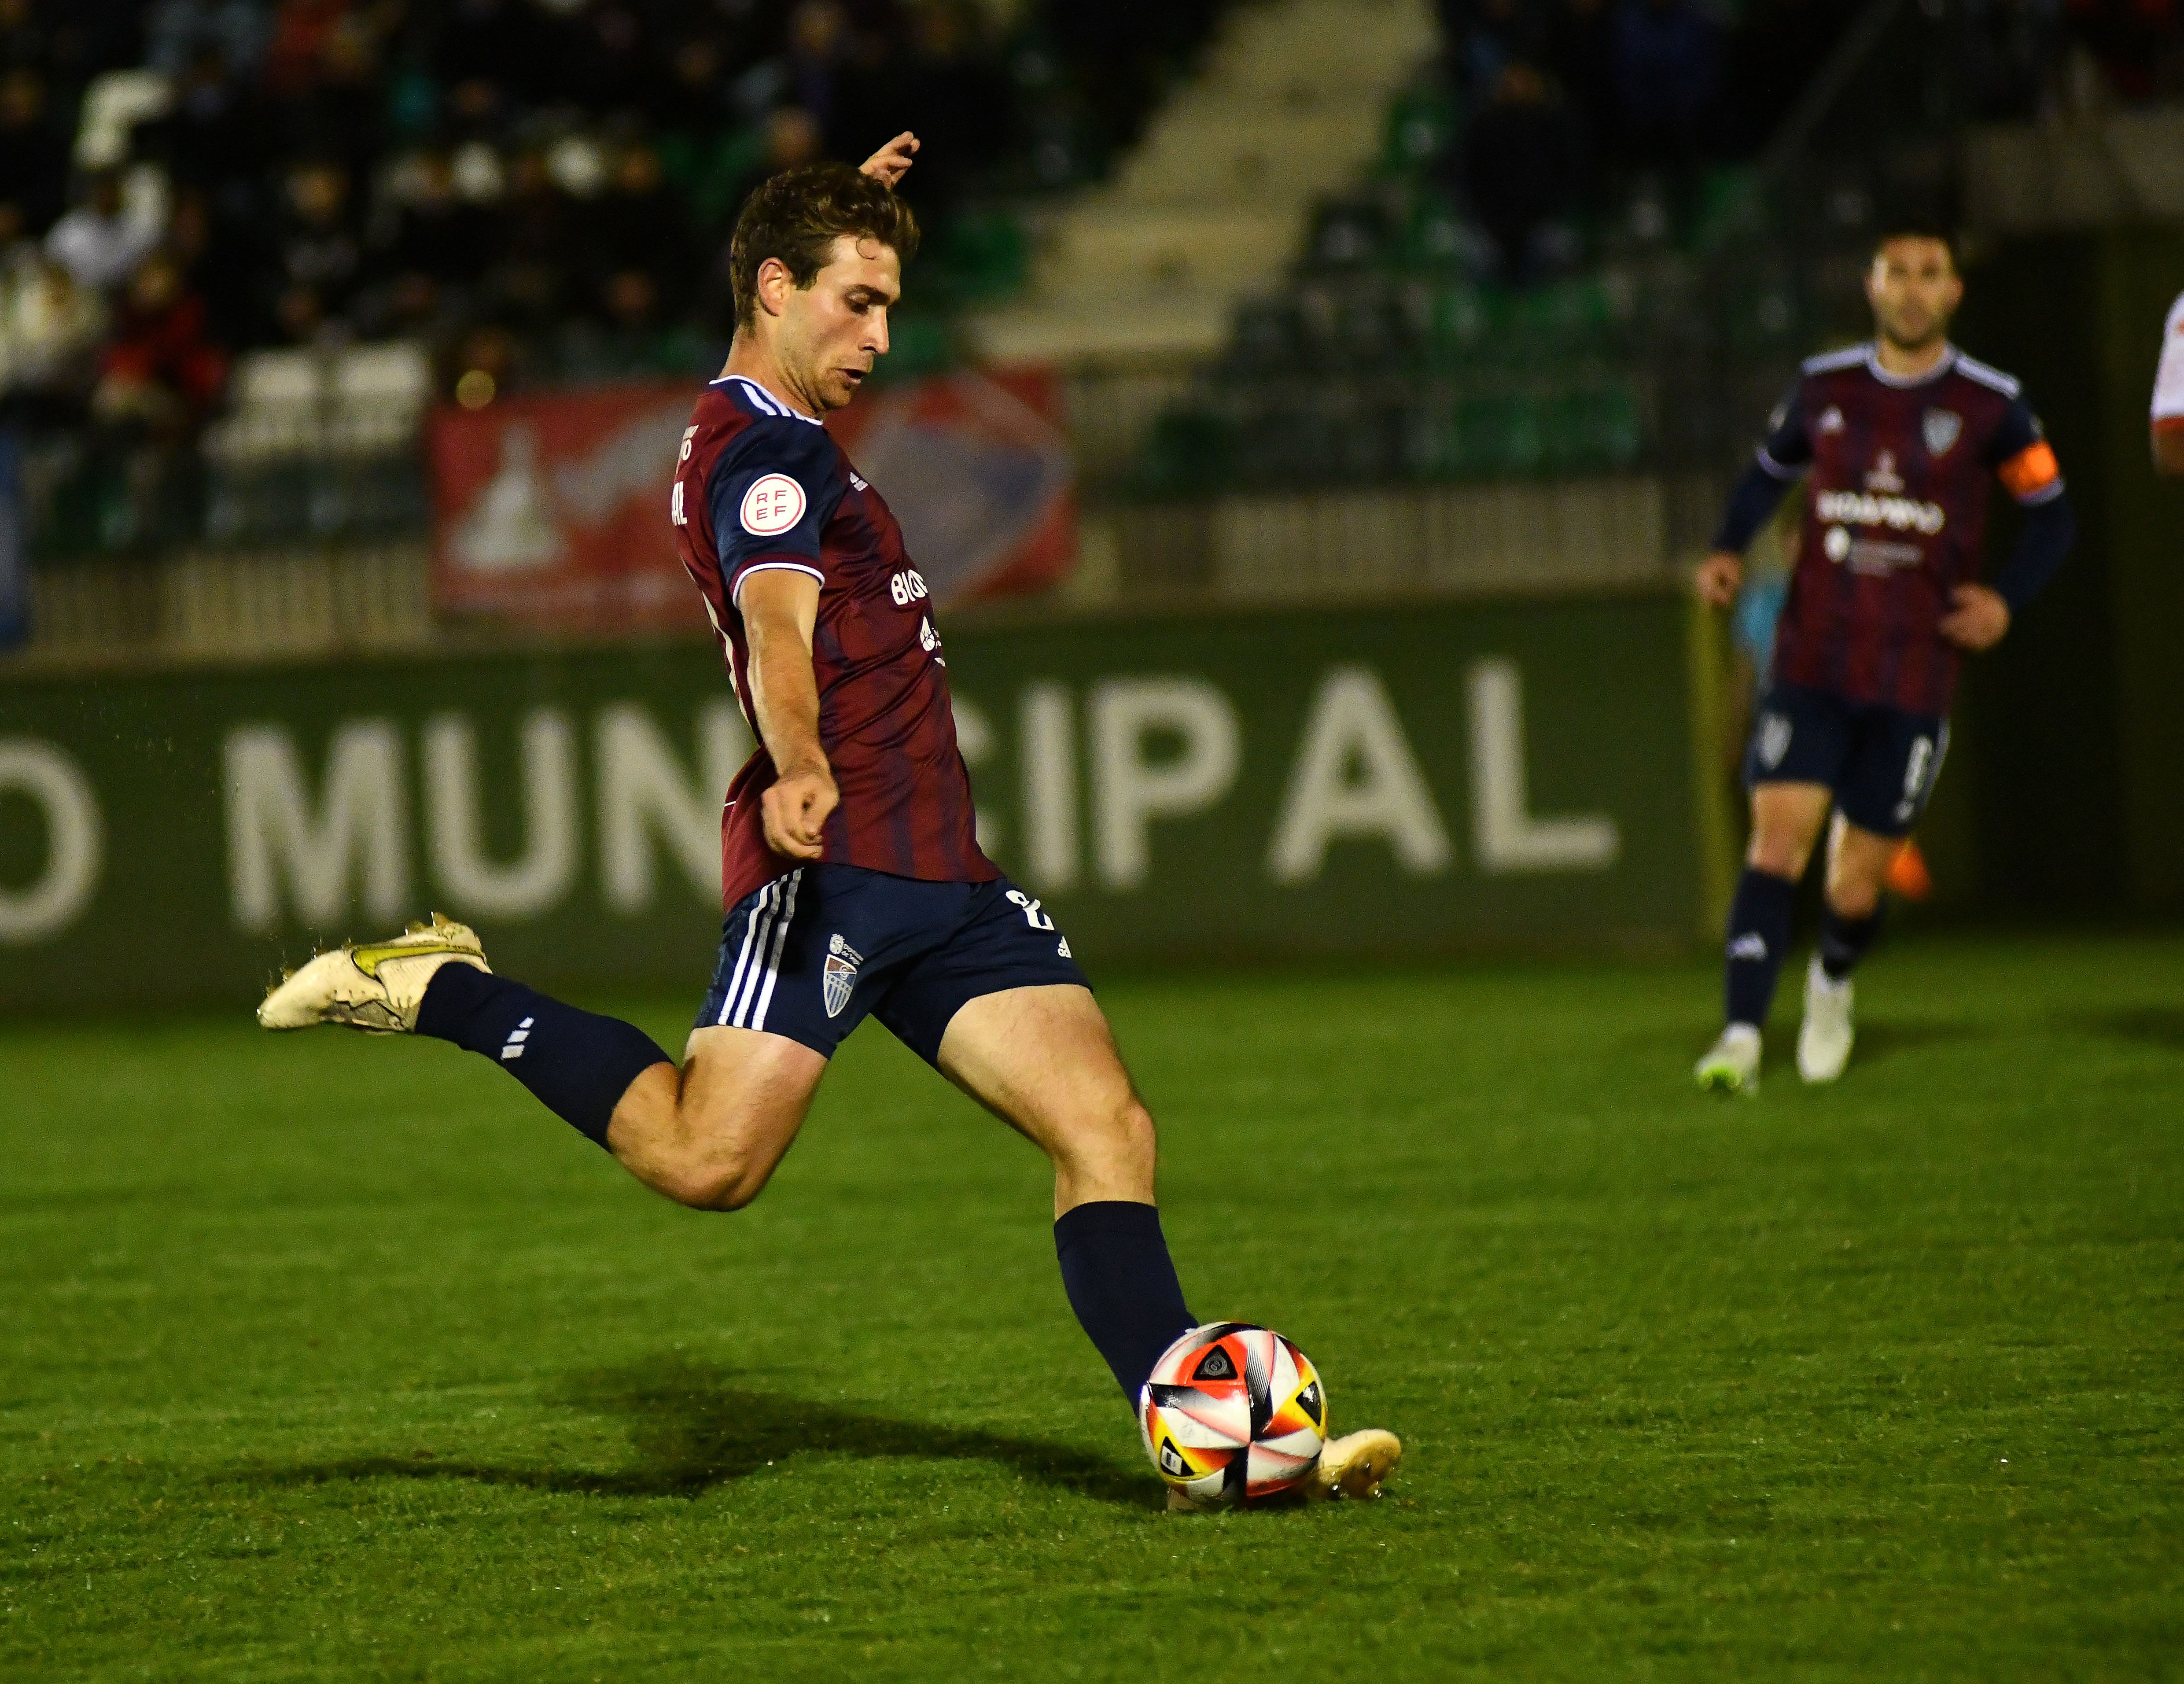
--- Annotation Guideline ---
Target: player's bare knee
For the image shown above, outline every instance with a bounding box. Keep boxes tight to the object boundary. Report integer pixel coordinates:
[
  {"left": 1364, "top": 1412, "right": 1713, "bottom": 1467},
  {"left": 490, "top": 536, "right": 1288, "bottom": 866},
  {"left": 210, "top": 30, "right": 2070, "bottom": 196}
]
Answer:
[
  {"left": 1084, "top": 1094, "right": 1156, "bottom": 1176},
  {"left": 655, "top": 1150, "right": 765, "bottom": 1212},
  {"left": 1828, "top": 879, "right": 1882, "bottom": 920},
  {"left": 1747, "top": 832, "right": 1810, "bottom": 880}
]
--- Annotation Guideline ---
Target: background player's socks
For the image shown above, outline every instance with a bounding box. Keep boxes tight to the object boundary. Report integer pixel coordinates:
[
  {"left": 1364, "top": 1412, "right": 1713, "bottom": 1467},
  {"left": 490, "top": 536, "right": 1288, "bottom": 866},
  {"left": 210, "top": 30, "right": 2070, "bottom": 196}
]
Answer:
[
  {"left": 1817, "top": 904, "right": 1885, "bottom": 982},
  {"left": 416, "top": 965, "right": 670, "bottom": 1150},
  {"left": 1054, "top": 1201, "right": 1195, "bottom": 1402},
  {"left": 1723, "top": 866, "right": 1798, "bottom": 1029}
]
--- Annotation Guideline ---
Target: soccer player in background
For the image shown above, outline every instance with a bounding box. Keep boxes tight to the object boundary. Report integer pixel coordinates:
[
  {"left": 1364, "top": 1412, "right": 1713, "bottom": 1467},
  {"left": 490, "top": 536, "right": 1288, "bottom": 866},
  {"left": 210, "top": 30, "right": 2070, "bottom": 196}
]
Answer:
[
  {"left": 2152, "top": 288, "right": 2184, "bottom": 475},
  {"left": 1690, "top": 230, "right": 2075, "bottom": 1092},
  {"left": 258, "top": 137, "right": 1400, "bottom": 1508}
]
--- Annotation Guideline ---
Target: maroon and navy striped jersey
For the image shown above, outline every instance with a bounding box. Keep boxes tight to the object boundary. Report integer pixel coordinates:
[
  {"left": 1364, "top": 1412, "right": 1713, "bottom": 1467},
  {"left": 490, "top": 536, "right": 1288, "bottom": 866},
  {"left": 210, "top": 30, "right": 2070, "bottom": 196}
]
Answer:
[
  {"left": 670, "top": 373, "right": 997, "bottom": 911},
  {"left": 1754, "top": 343, "right": 2064, "bottom": 714}
]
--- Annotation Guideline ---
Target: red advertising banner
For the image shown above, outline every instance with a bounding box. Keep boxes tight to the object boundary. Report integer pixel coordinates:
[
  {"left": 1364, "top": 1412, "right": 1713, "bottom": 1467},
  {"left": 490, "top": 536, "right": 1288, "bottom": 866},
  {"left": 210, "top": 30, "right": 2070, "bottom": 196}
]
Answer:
[{"left": 430, "top": 367, "right": 1076, "bottom": 627}]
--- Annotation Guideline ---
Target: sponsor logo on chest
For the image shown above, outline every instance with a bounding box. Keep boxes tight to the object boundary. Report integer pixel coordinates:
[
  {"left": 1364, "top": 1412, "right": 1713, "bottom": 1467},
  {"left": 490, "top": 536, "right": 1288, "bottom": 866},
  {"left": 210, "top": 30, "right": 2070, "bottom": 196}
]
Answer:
[{"left": 1814, "top": 488, "right": 1946, "bottom": 534}]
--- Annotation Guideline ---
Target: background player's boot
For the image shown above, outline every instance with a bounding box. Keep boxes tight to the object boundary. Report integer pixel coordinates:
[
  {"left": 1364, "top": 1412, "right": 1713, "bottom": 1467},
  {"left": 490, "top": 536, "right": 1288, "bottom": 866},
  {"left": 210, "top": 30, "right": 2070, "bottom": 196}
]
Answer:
[
  {"left": 1694, "top": 1024, "right": 1762, "bottom": 1095},
  {"left": 257, "top": 914, "right": 488, "bottom": 1034},
  {"left": 1797, "top": 956, "right": 1855, "bottom": 1083},
  {"left": 1306, "top": 1429, "right": 1403, "bottom": 1501}
]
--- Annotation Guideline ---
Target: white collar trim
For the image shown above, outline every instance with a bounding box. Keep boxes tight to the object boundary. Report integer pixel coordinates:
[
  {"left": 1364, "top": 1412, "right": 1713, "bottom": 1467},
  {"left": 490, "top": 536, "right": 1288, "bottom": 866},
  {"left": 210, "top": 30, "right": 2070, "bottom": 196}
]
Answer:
[
  {"left": 1865, "top": 344, "right": 1957, "bottom": 388},
  {"left": 709, "top": 373, "right": 824, "bottom": 425}
]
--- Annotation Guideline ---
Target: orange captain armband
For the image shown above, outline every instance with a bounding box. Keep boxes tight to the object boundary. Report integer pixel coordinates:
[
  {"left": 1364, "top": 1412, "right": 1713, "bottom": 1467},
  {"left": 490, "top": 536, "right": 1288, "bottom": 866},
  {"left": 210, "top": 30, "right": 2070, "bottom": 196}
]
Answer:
[{"left": 1998, "top": 439, "right": 2061, "bottom": 500}]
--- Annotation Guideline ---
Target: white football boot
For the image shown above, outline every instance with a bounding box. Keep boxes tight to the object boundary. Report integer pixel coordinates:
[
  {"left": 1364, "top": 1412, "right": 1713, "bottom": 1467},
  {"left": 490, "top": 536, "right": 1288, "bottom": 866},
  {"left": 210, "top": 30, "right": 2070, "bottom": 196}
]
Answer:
[
  {"left": 1162, "top": 1429, "right": 1404, "bottom": 1511},
  {"left": 1306, "top": 1429, "right": 1404, "bottom": 1501},
  {"left": 1797, "top": 956, "right": 1855, "bottom": 1083},
  {"left": 1694, "top": 1024, "right": 1762, "bottom": 1095},
  {"left": 257, "top": 913, "right": 489, "bottom": 1034}
]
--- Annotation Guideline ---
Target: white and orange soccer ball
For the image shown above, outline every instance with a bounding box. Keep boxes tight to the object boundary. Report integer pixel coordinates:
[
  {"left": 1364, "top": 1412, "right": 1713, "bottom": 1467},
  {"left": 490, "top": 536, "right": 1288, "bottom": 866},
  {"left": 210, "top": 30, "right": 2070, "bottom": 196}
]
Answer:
[{"left": 1138, "top": 1322, "right": 1327, "bottom": 1507}]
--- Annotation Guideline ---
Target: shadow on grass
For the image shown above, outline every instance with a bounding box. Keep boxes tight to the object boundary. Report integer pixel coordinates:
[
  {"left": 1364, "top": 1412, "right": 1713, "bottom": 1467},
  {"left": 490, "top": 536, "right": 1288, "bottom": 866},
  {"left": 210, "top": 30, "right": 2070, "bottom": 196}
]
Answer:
[
  {"left": 1849, "top": 1018, "right": 1991, "bottom": 1067},
  {"left": 238, "top": 1355, "right": 1153, "bottom": 1509},
  {"left": 2070, "top": 1006, "right": 2184, "bottom": 1052}
]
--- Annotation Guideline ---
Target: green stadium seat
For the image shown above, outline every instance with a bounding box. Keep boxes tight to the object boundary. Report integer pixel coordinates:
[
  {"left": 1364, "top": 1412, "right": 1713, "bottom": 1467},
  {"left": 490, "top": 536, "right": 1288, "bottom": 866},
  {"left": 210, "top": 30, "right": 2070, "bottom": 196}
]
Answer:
[{"left": 1380, "top": 83, "right": 1461, "bottom": 179}]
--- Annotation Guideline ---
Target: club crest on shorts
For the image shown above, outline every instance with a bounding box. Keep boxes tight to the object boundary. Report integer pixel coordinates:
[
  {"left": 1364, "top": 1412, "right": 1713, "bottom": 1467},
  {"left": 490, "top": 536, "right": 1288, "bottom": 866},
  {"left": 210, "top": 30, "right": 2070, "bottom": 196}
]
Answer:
[
  {"left": 1758, "top": 711, "right": 1792, "bottom": 770},
  {"left": 823, "top": 933, "right": 863, "bottom": 1019},
  {"left": 1923, "top": 408, "right": 1962, "bottom": 457}
]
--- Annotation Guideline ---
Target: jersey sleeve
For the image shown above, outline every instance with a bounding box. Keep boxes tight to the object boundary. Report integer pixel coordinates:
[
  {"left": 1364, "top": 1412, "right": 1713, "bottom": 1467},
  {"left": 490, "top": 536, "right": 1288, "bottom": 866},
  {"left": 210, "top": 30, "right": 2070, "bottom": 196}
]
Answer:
[
  {"left": 2153, "top": 294, "right": 2184, "bottom": 427},
  {"left": 705, "top": 417, "right": 849, "bottom": 607},
  {"left": 1754, "top": 379, "right": 1811, "bottom": 480},
  {"left": 1984, "top": 395, "right": 2064, "bottom": 505}
]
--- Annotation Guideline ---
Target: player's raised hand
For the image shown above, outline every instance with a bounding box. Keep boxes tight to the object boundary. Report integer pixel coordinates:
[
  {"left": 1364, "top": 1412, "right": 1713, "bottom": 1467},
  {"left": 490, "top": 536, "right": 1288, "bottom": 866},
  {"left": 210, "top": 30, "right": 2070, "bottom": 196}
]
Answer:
[
  {"left": 859, "top": 132, "right": 919, "bottom": 188},
  {"left": 762, "top": 761, "right": 838, "bottom": 861},
  {"left": 1694, "top": 551, "right": 1743, "bottom": 608},
  {"left": 1938, "top": 582, "right": 2011, "bottom": 650}
]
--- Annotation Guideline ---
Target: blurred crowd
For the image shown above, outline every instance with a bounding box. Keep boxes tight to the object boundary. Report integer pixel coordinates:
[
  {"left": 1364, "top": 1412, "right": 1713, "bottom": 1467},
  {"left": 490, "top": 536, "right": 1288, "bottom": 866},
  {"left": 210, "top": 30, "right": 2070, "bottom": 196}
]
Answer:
[
  {"left": 0, "top": 0, "right": 1234, "bottom": 454},
  {"left": 1429, "top": 0, "right": 2183, "bottom": 284},
  {"left": 1, "top": 0, "right": 2176, "bottom": 463}
]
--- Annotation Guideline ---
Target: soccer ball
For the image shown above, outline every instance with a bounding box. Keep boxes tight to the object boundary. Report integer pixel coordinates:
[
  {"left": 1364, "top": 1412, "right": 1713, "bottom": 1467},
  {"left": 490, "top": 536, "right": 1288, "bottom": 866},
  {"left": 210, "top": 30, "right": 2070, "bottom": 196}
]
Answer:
[{"left": 1138, "top": 1322, "right": 1326, "bottom": 1507}]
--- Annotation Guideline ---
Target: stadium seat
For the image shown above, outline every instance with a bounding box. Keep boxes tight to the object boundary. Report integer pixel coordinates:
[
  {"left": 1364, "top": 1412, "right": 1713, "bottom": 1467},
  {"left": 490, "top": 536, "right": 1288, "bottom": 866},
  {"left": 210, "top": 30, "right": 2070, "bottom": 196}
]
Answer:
[{"left": 1380, "top": 82, "right": 1462, "bottom": 180}]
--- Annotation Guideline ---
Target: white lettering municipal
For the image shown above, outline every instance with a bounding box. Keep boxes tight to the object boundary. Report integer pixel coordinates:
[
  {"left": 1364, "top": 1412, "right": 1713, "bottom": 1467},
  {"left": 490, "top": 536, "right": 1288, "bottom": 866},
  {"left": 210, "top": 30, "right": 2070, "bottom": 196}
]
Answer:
[
  {"left": 951, "top": 695, "right": 997, "bottom": 856},
  {"left": 1267, "top": 667, "right": 1452, "bottom": 884},
  {"left": 597, "top": 701, "right": 752, "bottom": 912},
  {"left": 0, "top": 739, "right": 103, "bottom": 944},
  {"left": 1018, "top": 683, "right": 1077, "bottom": 892},
  {"left": 1466, "top": 660, "right": 1620, "bottom": 873},
  {"left": 424, "top": 710, "right": 579, "bottom": 918},
  {"left": 225, "top": 721, "right": 409, "bottom": 932},
  {"left": 1089, "top": 678, "right": 1240, "bottom": 891}
]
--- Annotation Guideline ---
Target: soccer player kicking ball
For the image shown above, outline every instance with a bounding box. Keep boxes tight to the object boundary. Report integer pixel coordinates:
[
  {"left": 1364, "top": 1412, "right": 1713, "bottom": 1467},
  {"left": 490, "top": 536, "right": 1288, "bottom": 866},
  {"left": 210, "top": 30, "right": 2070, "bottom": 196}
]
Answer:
[
  {"left": 258, "top": 138, "right": 1398, "bottom": 1508},
  {"left": 1691, "top": 228, "right": 2075, "bottom": 1092}
]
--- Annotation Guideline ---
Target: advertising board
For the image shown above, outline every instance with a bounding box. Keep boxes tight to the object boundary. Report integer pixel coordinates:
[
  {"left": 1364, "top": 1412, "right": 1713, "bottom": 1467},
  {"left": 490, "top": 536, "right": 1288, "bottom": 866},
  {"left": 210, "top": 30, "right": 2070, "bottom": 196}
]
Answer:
[{"left": 0, "top": 594, "right": 1703, "bottom": 1010}]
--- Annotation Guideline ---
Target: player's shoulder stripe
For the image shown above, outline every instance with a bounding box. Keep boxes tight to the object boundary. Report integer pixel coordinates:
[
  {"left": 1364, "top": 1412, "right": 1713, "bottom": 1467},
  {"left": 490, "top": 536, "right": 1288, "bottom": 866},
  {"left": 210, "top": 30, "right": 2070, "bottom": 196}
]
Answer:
[
  {"left": 1801, "top": 344, "right": 1871, "bottom": 375},
  {"left": 1951, "top": 352, "right": 2022, "bottom": 398},
  {"left": 708, "top": 374, "right": 825, "bottom": 427}
]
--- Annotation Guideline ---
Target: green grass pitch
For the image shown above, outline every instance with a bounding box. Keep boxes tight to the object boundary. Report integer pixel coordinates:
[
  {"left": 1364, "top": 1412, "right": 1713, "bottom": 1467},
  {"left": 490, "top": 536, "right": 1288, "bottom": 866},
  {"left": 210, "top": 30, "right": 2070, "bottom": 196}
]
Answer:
[{"left": 4, "top": 933, "right": 2179, "bottom": 1680}]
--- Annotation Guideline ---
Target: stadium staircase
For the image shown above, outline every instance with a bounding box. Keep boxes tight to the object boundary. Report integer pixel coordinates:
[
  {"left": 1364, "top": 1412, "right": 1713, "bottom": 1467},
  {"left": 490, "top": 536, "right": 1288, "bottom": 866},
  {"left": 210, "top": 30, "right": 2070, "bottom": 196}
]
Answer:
[{"left": 968, "top": 0, "right": 1439, "bottom": 368}]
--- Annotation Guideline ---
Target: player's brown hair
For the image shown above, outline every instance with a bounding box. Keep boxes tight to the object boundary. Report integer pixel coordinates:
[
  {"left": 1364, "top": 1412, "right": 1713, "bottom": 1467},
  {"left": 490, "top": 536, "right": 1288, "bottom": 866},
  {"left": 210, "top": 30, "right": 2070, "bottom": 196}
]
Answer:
[
  {"left": 728, "top": 163, "right": 920, "bottom": 330},
  {"left": 1871, "top": 226, "right": 1956, "bottom": 268}
]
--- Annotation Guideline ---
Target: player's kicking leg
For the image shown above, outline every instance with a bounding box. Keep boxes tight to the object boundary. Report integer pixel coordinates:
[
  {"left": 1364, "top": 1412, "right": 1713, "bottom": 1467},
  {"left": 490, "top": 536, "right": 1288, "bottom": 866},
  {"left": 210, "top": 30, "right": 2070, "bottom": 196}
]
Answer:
[{"left": 1696, "top": 780, "right": 1830, "bottom": 1094}]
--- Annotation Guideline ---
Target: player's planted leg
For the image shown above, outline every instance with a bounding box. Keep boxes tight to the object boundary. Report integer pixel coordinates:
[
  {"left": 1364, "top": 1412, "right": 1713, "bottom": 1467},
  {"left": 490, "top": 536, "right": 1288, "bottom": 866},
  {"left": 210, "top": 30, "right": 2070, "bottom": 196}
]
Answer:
[
  {"left": 936, "top": 983, "right": 1402, "bottom": 1506},
  {"left": 1698, "top": 782, "right": 1829, "bottom": 1095},
  {"left": 935, "top": 984, "right": 1193, "bottom": 1398},
  {"left": 1798, "top": 817, "right": 1896, "bottom": 1084}
]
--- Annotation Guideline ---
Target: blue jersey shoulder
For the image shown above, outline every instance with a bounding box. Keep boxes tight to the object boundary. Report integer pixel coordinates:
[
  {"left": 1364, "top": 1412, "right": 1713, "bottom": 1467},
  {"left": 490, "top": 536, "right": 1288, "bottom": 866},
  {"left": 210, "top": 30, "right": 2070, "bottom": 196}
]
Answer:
[{"left": 703, "top": 382, "right": 847, "bottom": 593}]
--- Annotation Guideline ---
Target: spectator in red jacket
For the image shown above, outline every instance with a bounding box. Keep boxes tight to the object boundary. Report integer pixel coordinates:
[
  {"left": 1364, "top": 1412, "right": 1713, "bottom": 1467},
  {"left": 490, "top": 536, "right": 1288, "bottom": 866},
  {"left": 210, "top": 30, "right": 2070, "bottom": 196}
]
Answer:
[{"left": 93, "top": 250, "right": 227, "bottom": 437}]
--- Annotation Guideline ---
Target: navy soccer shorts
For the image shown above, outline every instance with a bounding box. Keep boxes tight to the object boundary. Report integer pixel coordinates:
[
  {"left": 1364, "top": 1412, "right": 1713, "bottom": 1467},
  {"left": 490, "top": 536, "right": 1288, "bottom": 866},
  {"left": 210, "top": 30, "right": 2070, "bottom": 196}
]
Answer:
[
  {"left": 695, "top": 864, "right": 1089, "bottom": 1065},
  {"left": 1744, "top": 680, "right": 1949, "bottom": 839}
]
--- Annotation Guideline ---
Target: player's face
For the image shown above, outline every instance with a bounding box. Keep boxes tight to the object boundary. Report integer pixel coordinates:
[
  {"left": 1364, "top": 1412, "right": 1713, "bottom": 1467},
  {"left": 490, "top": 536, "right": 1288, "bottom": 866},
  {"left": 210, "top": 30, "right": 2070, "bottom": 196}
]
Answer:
[
  {"left": 777, "top": 236, "right": 900, "bottom": 411},
  {"left": 1866, "top": 239, "right": 1962, "bottom": 352}
]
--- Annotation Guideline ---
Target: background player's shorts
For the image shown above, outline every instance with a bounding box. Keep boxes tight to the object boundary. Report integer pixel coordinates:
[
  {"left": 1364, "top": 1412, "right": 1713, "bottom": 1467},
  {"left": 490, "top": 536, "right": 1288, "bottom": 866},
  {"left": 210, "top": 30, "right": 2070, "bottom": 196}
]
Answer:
[
  {"left": 695, "top": 864, "right": 1088, "bottom": 1065},
  {"left": 1745, "top": 680, "right": 1949, "bottom": 838}
]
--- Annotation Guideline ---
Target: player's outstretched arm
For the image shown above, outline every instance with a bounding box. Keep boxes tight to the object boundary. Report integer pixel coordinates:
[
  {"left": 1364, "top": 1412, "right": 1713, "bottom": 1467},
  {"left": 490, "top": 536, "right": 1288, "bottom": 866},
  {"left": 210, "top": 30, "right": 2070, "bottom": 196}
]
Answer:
[
  {"left": 859, "top": 131, "right": 919, "bottom": 188},
  {"left": 741, "top": 569, "right": 837, "bottom": 859}
]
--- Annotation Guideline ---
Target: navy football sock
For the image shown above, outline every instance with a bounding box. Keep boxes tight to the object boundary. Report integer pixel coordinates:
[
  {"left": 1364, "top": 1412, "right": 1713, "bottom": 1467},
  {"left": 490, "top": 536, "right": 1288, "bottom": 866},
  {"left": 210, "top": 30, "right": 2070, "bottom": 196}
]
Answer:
[
  {"left": 1723, "top": 866, "right": 1798, "bottom": 1030},
  {"left": 1818, "top": 903, "right": 1885, "bottom": 981},
  {"left": 416, "top": 964, "right": 671, "bottom": 1150},
  {"left": 1054, "top": 1201, "right": 1196, "bottom": 1403}
]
